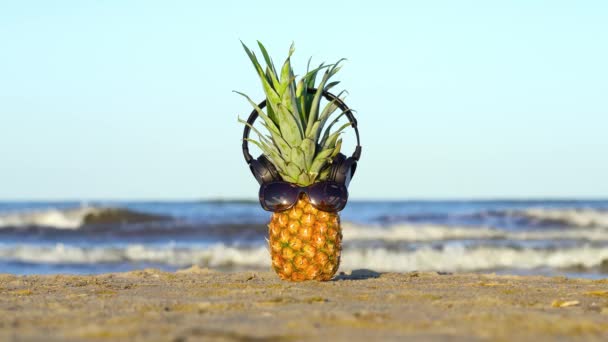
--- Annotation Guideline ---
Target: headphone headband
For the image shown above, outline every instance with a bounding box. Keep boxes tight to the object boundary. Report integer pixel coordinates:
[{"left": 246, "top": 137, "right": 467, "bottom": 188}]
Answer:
[{"left": 242, "top": 88, "right": 361, "bottom": 165}]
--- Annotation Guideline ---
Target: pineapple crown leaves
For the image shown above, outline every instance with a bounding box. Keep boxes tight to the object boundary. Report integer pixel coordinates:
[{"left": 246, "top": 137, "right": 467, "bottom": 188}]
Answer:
[{"left": 236, "top": 41, "right": 350, "bottom": 186}]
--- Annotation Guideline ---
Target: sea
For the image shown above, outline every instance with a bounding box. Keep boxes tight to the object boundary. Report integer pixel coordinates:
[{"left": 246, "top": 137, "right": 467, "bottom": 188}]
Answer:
[{"left": 1, "top": 200, "right": 607, "bottom": 279}]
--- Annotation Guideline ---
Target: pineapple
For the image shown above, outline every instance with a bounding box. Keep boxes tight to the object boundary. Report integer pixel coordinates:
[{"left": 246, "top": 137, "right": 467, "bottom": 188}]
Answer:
[
  {"left": 238, "top": 41, "right": 350, "bottom": 281},
  {"left": 268, "top": 194, "right": 342, "bottom": 281}
]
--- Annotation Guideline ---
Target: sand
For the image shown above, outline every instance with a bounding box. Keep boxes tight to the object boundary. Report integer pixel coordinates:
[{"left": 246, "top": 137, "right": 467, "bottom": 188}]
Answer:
[{"left": 1, "top": 267, "right": 607, "bottom": 341}]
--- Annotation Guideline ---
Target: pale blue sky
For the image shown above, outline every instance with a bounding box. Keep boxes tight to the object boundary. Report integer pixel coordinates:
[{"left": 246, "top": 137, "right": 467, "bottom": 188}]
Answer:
[{"left": 1, "top": 1, "right": 607, "bottom": 200}]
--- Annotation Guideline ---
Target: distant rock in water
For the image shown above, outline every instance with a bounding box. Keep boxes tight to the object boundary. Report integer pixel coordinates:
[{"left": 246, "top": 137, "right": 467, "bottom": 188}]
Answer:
[{"left": 82, "top": 208, "right": 170, "bottom": 225}]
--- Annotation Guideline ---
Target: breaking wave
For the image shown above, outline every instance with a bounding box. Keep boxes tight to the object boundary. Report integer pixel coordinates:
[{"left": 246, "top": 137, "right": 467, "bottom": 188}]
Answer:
[
  {"left": 376, "top": 207, "right": 608, "bottom": 229},
  {"left": 0, "top": 207, "right": 170, "bottom": 229},
  {"left": 2, "top": 207, "right": 608, "bottom": 244},
  {"left": 1, "top": 243, "right": 607, "bottom": 273},
  {"left": 342, "top": 223, "right": 608, "bottom": 242},
  {"left": 2, "top": 205, "right": 607, "bottom": 232},
  {"left": 0, "top": 244, "right": 269, "bottom": 268},
  {"left": 340, "top": 245, "right": 608, "bottom": 272},
  {"left": 508, "top": 208, "right": 608, "bottom": 228}
]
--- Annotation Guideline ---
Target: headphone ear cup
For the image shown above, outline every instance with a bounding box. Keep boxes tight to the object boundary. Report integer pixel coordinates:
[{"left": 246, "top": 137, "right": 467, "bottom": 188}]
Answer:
[
  {"left": 339, "top": 157, "right": 357, "bottom": 188},
  {"left": 248, "top": 159, "right": 265, "bottom": 185},
  {"left": 328, "top": 154, "right": 358, "bottom": 187},
  {"left": 250, "top": 155, "right": 282, "bottom": 185},
  {"left": 259, "top": 155, "right": 282, "bottom": 182},
  {"left": 328, "top": 154, "right": 346, "bottom": 184}
]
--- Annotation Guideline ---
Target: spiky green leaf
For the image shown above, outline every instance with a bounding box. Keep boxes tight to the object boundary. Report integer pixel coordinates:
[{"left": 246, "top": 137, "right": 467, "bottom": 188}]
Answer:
[{"left": 238, "top": 41, "right": 351, "bottom": 186}]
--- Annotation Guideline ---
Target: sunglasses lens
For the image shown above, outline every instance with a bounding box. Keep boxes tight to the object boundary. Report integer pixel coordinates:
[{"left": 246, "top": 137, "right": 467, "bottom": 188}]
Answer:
[
  {"left": 260, "top": 182, "right": 299, "bottom": 211},
  {"left": 308, "top": 182, "right": 348, "bottom": 212}
]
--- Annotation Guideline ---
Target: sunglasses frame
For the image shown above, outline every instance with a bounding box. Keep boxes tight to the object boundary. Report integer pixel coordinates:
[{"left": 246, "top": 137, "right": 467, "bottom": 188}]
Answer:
[{"left": 259, "top": 181, "right": 349, "bottom": 213}]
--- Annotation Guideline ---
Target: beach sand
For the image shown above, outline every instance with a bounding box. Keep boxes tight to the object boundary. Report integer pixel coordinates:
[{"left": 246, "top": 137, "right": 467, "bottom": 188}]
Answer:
[{"left": 1, "top": 267, "right": 607, "bottom": 341}]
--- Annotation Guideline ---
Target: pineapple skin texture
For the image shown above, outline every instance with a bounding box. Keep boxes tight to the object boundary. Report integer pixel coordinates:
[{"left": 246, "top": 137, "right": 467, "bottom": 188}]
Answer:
[{"left": 268, "top": 196, "right": 342, "bottom": 281}]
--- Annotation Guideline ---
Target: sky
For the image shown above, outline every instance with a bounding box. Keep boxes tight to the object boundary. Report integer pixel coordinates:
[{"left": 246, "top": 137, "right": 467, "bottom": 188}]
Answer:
[{"left": 1, "top": 1, "right": 607, "bottom": 200}]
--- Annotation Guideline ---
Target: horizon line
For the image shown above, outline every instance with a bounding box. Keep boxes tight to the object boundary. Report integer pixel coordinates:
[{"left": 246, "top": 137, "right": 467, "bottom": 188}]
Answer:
[{"left": 1, "top": 197, "right": 607, "bottom": 203}]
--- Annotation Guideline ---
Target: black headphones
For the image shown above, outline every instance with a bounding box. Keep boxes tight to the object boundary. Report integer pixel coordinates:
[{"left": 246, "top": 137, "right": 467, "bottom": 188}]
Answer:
[{"left": 242, "top": 88, "right": 362, "bottom": 187}]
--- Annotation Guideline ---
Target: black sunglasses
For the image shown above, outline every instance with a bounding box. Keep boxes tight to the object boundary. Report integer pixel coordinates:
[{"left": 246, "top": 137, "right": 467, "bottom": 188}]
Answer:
[{"left": 259, "top": 181, "right": 349, "bottom": 212}]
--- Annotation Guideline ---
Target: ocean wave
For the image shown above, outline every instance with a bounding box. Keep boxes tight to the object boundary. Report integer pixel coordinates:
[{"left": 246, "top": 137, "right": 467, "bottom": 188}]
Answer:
[
  {"left": 2, "top": 212, "right": 608, "bottom": 244},
  {"left": 343, "top": 223, "right": 500, "bottom": 241},
  {"left": 0, "top": 207, "right": 170, "bottom": 229},
  {"left": 342, "top": 223, "right": 608, "bottom": 242},
  {"left": 0, "top": 244, "right": 269, "bottom": 268},
  {"left": 1, "top": 243, "right": 607, "bottom": 272},
  {"left": 375, "top": 207, "right": 608, "bottom": 229},
  {"left": 340, "top": 244, "right": 608, "bottom": 272},
  {"left": 509, "top": 208, "right": 608, "bottom": 228}
]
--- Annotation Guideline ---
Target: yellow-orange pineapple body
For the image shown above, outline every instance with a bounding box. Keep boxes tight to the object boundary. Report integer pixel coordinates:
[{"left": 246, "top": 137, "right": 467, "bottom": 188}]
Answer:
[{"left": 268, "top": 195, "right": 342, "bottom": 281}]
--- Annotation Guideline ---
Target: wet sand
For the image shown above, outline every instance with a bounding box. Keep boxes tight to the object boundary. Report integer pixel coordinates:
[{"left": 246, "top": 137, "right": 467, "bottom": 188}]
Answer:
[{"left": 1, "top": 267, "right": 607, "bottom": 341}]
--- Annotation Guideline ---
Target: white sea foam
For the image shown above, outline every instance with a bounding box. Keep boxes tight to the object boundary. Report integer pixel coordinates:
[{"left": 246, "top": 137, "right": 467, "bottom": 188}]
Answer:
[
  {"left": 511, "top": 208, "right": 608, "bottom": 228},
  {"left": 340, "top": 245, "right": 608, "bottom": 272},
  {"left": 0, "top": 244, "right": 270, "bottom": 268},
  {"left": 1, "top": 243, "right": 607, "bottom": 272},
  {"left": 3, "top": 206, "right": 608, "bottom": 243},
  {"left": 0, "top": 207, "right": 100, "bottom": 229},
  {"left": 343, "top": 223, "right": 500, "bottom": 241},
  {"left": 342, "top": 223, "right": 608, "bottom": 242},
  {"left": 0, "top": 206, "right": 167, "bottom": 229}
]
